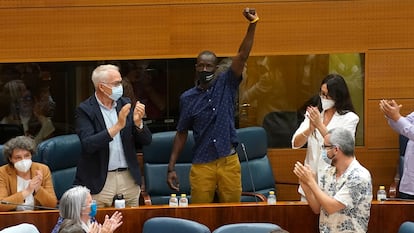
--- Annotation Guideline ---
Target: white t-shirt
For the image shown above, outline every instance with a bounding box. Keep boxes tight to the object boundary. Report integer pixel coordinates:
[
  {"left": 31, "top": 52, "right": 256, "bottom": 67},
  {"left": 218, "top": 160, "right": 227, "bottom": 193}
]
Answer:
[{"left": 16, "top": 176, "right": 34, "bottom": 211}]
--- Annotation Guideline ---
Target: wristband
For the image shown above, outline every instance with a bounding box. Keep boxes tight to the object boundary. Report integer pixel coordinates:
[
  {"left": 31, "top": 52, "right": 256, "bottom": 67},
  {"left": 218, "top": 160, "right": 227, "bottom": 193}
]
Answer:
[{"left": 250, "top": 17, "right": 259, "bottom": 24}]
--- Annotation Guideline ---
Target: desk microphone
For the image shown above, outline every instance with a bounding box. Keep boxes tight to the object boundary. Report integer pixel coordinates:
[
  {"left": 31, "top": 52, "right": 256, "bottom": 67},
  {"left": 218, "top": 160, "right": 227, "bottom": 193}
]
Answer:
[
  {"left": 240, "top": 143, "right": 259, "bottom": 203},
  {"left": 0, "top": 200, "right": 58, "bottom": 210}
]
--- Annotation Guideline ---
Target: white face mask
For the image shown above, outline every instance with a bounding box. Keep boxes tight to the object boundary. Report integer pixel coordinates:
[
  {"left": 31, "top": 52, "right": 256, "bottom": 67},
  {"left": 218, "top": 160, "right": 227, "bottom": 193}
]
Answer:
[
  {"left": 14, "top": 159, "right": 32, "bottom": 173},
  {"left": 321, "top": 98, "right": 335, "bottom": 110},
  {"left": 109, "top": 85, "right": 123, "bottom": 101}
]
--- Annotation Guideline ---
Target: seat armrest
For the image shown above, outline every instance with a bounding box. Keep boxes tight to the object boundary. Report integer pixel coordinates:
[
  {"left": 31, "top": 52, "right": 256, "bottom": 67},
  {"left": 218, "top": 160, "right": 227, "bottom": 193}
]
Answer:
[{"left": 241, "top": 192, "right": 267, "bottom": 202}]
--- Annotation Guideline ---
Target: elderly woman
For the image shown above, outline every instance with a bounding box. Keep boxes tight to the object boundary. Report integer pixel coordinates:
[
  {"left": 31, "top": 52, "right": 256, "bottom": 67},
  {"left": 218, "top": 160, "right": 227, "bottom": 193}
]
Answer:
[
  {"left": 0, "top": 136, "right": 57, "bottom": 211},
  {"left": 53, "top": 186, "right": 123, "bottom": 233}
]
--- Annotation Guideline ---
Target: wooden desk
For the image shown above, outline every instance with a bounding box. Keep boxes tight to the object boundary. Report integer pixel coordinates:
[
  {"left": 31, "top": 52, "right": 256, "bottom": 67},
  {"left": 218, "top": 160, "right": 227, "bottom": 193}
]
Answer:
[{"left": 0, "top": 201, "right": 413, "bottom": 233}]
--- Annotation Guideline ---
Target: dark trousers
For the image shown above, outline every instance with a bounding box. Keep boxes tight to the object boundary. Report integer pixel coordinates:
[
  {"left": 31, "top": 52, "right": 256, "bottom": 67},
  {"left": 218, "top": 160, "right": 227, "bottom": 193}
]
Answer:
[{"left": 398, "top": 191, "right": 414, "bottom": 200}]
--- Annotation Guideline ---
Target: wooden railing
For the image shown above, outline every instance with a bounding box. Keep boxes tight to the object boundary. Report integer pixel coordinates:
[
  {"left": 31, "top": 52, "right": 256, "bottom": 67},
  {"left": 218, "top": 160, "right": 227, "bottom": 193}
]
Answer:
[{"left": 1, "top": 201, "right": 413, "bottom": 233}]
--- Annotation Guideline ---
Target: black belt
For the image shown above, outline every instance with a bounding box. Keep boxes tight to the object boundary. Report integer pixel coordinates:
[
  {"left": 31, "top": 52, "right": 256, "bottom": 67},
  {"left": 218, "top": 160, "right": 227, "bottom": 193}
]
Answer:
[{"left": 109, "top": 167, "right": 128, "bottom": 172}]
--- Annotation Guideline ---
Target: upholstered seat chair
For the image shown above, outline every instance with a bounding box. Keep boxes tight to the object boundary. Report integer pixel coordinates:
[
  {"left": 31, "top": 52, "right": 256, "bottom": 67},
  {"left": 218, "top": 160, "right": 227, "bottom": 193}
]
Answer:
[
  {"left": 398, "top": 221, "right": 414, "bottom": 233},
  {"left": 36, "top": 134, "right": 82, "bottom": 200},
  {"left": 213, "top": 223, "right": 283, "bottom": 233},
  {"left": 142, "top": 217, "right": 211, "bottom": 233},
  {"left": 141, "top": 126, "right": 275, "bottom": 205}
]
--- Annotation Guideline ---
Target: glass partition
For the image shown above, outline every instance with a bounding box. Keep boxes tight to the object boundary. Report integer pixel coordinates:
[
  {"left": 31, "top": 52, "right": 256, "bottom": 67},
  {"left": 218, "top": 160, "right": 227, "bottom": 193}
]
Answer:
[
  {"left": 0, "top": 53, "right": 364, "bottom": 147},
  {"left": 240, "top": 53, "right": 364, "bottom": 147}
]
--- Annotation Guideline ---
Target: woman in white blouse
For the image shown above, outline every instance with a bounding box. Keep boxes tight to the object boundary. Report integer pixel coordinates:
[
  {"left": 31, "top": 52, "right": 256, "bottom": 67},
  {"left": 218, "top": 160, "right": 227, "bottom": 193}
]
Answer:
[{"left": 292, "top": 74, "right": 359, "bottom": 201}]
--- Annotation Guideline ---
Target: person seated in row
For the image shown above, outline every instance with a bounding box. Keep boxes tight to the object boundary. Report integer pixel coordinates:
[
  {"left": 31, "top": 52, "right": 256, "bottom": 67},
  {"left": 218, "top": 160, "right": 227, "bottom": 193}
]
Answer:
[
  {"left": 0, "top": 136, "right": 57, "bottom": 211},
  {"left": 52, "top": 186, "right": 123, "bottom": 233}
]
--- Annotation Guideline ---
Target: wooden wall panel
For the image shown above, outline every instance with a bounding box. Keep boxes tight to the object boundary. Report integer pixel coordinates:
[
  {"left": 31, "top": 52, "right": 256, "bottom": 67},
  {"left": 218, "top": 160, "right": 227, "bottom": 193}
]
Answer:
[
  {"left": 366, "top": 49, "right": 414, "bottom": 99},
  {"left": 0, "top": 6, "right": 171, "bottom": 62},
  {"left": 365, "top": 99, "right": 414, "bottom": 149},
  {"left": 1, "top": 0, "right": 414, "bottom": 201},
  {"left": 1, "top": 202, "right": 414, "bottom": 233},
  {"left": 357, "top": 149, "right": 399, "bottom": 190},
  {"left": 0, "top": 0, "right": 267, "bottom": 8},
  {"left": 1, "top": 1, "right": 414, "bottom": 62},
  {"left": 268, "top": 148, "right": 399, "bottom": 200}
]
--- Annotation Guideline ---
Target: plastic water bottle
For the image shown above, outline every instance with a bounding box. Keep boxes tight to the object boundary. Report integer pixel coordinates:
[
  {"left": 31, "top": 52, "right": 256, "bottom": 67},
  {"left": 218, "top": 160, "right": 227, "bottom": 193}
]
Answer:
[
  {"left": 267, "top": 191, "right": 276, "bottom": 205},
  {"left": 377, "top": 185, "right": 387, "bottom": 201},
  {"left": 169, "top": 194, "right": 178, "bottom": 207},
  {"left": 114, "top": 194, "right": 125, "bottom": 208},
  {"left": 179, "top": 194, "right": 188, "bottom": 207}
]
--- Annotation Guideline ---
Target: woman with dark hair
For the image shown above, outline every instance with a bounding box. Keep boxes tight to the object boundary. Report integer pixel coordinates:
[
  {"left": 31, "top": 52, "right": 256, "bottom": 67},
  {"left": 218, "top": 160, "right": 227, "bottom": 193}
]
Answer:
[{"left": 291, "top": 74, "right": 359, "bottom": 201}]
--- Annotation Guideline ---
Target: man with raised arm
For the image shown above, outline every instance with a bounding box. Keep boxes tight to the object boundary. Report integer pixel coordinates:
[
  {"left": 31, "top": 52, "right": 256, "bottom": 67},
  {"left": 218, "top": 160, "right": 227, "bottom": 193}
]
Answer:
[{"left": 167, "top": 8, "right": 259, "bottom": 203}]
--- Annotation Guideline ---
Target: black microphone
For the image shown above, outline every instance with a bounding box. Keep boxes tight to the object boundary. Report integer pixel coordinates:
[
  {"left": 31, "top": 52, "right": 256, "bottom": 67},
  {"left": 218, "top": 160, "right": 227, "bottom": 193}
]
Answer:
[
  {"left": 0, "top": 200, "right": 58, "bottom": 210},
  {"left": 240, "top": 143, "right": 258, "bottom": 203}
]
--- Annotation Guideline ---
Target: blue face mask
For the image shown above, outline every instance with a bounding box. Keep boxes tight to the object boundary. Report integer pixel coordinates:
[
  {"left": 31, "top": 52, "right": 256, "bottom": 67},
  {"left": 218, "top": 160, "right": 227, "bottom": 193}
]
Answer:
[
  {"left": 321, "top": 149, "right": 333, "bottom": 165},
  {"left": 89, "top": 200, "right": 97, "bottom": 218},
  {"left": 109, "top": 85, "right": 123, "bottom": 101}
]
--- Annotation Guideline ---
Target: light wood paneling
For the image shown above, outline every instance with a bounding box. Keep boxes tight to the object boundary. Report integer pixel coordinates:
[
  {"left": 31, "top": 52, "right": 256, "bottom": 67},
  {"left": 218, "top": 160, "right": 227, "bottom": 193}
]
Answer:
[
  {"left": 268, "top": 148, "right": 399, "bottom": 200},
  {"left": 366, "top": 99, "right": 414, "bottom": 149},
  {"left": 366, "top": 49, "right": 414, "bottom": 99},
  {"left": 1, "top": 1, "right": 414, "bottom": 62},
  {"left": 0, "top": 0, "right": 269, "bottom": 8},
  {"left": 357, "top": 149, "right": 399, "bottom": 191},
  {"left": 2, "top": 0, "right": 414, "bottom": 202},
  {"left": 1, "top": 201, "right": 414, "bottom": 233}
]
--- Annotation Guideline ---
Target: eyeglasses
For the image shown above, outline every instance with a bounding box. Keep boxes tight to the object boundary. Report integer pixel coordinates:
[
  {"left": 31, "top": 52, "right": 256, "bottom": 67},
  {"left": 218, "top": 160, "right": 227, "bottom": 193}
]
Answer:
[
  {"left": 319, "top": 91, "right": 332, "bottom": 100},
  {"left": 322, "top": 144, "right": 334, "bottom": 150},
  {"left": 102, "top": 81, "right": 122, "bottom": 87}
]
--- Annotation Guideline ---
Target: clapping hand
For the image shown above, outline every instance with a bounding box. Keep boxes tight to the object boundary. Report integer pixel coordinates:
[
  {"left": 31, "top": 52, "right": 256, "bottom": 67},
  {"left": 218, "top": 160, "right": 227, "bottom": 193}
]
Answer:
[
  {"left": 293, "top": 161, "right": 316, "bottom": 186},
  {"left": 100, "top": 211, "right": 123, "bottom": 233},
  {"left": 133, "top": 101, "right": 146, "bottom": 127},
  {"left": 29, "top": 170, "right": 43, "bottom": 194},
  {"left": 379, "top": 99, "right": 402, "bottom": 122}
]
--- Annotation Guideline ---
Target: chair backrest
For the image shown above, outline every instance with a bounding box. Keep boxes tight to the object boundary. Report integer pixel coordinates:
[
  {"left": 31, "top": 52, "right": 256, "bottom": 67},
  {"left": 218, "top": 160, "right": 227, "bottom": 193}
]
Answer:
[
  {"left": 36, "top": 134, "right": 82, "bottom": 200},
  {"left": 213, "top": 223, "right": 282, "bottom": 233},
  {"left": 142, "top": 127, "right": 276, "bottom": 204},
  {"left": 236, "top": 127, "right": 276, "bottom": 201},
  {"left": 398, "top": 221, "right": 414, "bottom": 233},
  {"left": 142, "top": 131, "right": 194, "bottom": 205},
  {"left": 0, "top": 124, "right": 24, "bottom": 145},
  {"left": 142, "top": 217, "right": 211, "bottom": 233}
]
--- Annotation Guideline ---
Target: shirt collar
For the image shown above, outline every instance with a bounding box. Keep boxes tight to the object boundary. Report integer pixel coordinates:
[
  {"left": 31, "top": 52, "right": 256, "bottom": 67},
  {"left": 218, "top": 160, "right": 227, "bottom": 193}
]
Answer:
[{"left": 95, "top": 92, "right": 117, "bottom": 110}]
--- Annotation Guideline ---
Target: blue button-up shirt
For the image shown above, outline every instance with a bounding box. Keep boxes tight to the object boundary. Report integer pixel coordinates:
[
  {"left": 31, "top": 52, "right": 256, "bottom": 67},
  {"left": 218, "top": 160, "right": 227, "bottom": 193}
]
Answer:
[
  {"left": 177, "top": 69, "right": 241, "bottom": 163},
  {"left": 95, "top": 93, "right": 128, "bottom": 170}
]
